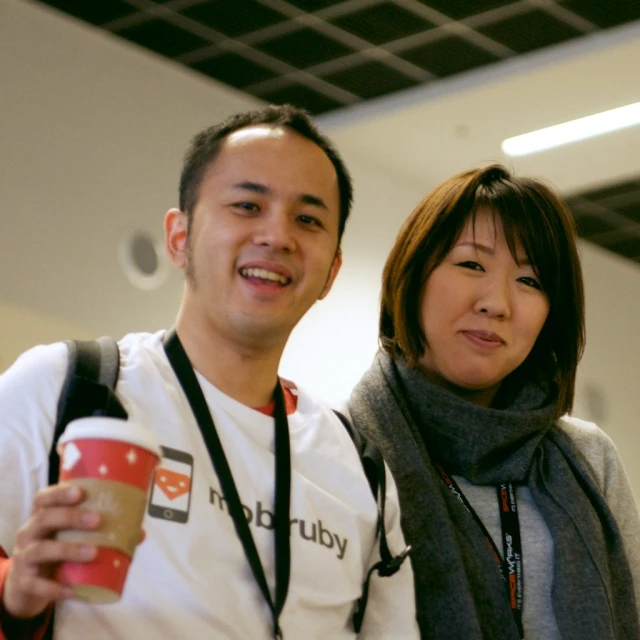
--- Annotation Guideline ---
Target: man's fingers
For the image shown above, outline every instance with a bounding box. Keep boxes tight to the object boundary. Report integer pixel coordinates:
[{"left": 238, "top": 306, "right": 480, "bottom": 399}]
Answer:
[
  {"left": 4, "top": 570, "right": 75, "bottom": 619},
  {"left": 16, "top": 539, "right": 97, "bottom": 568},
  {"left": 3, "top": 485, "right": 100, "bottom": 620},
  {"left": 13, "top": 572, "right": 74, "bottom": 602},
  {"left": 31, "top": 484, "right": 84, "bottom": 511},
  {"left": 16, "top": 506, "right": 100, "bottom": 548}
]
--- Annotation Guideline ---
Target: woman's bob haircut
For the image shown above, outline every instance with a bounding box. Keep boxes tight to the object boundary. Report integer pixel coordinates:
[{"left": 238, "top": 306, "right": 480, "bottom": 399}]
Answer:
[{"left": 380, "top": 164, "right": 585, "bottom": 419}]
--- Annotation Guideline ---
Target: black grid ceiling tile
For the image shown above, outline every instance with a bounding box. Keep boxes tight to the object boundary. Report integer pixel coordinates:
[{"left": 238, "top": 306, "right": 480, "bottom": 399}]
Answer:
[
  {"left": 596, "top": 184, "right": 640, "bottom": 205},
  {"left": 476, "top": 8, "right": 583, "bottom": 53},
  {"left": 330, "top": 3, "right": 435, "bottom": 46},
  {"left": 179, "top": 0, "right": 286, "bottom": 38},
  {"left": 40, "top": 0, "right": 136, "bottom": 25},
  {"left": 322, "top": 60, "right": 421, "bottom": 99},
  {"left": 412, "top": 0, "right": 516, "bottom": 20},
  {"left": 256, "top": 83, "right": 345, "bottom": 115},
  {"left": 117, "top": 19, "right": 210, "bottom": 58},
  {"left": 255, "top": 28, "right": 355, "bottom": 69},
  {"left": 190, "top": 52, "right": 279, "bottom": 89},
  {"left": 618, "top": 202, "right": 640, "bottom": 223},
  {"left": 603, "top": 235, "right": 640, "bottom": 259},
  {"left": 399, "top": 35, "right": 501, "bottom": 77},
  {"left": 572, "top": 213, "right": 618, "bottom": 238},
  {"left": 283, "top": 0, "right": 347, "bottom": 10},
  {"left": 567, "top": 174, "right": 640, "bottom": 265},
  {"left": 580, "top": 178, "right": 640, "bottom": 202},
  {"left": 560, "top": 0, "right": 640, "bottom": 28}
]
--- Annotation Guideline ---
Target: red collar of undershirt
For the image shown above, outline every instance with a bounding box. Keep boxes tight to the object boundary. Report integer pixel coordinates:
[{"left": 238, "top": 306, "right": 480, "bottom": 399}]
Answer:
[{"left": 254, "top": 384, "right": 298, "bottom": 416}]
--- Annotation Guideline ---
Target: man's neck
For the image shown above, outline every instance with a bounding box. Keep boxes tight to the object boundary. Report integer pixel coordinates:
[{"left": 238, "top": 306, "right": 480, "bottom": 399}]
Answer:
[{"left": 173, "top": 312, "right": 285, "bottom": 409}]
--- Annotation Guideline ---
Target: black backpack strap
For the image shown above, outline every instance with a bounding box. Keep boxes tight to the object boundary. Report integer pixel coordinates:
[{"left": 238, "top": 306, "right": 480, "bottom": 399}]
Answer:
[
  {"left": 49, "top": 337, "right": 125, "bottom": 485},
  {"left": 333, "top": 410, "right": 411, "bottom": 632},
  {"left": 45, "top": 337, "right": 125, "bottom": 640}
]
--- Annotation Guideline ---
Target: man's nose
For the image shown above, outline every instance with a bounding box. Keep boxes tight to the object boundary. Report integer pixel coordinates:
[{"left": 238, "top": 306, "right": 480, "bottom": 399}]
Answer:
[{"left": 253, "top": 210, "right": 297, "bottom": 252}]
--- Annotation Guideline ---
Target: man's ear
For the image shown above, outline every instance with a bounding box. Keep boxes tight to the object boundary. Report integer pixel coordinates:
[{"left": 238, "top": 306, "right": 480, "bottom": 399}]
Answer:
[
  {"left": 165, "top": 208, "right": 188, "bottom": 269},
  {"left": 318, "top": 248, "right": 342, "bottom": 301}
]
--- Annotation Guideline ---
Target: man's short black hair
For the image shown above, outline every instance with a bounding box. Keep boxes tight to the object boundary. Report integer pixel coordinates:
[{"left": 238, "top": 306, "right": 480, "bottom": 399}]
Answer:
[{"left": 179, "top": 104, "right": 353, "bottom": 241}]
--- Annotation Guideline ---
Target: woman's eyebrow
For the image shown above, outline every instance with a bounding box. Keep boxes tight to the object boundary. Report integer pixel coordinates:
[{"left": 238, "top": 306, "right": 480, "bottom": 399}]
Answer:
[
  {"left": 456, "top": 241, "right": 495, "bottom": 254},
  {"left": 456, "top": 241, "right": 532, "bottom": 265}
]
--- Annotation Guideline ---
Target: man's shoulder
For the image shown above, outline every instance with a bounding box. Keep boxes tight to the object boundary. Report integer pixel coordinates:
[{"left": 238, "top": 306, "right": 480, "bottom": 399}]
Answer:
[
  {"left": 1, "top": 330, "right": 164, "bottom": 394},
  {"left": 118, "top": 329, "right": 165, "bottom": 360},
  {"left": 2, "top": 340, "right": 69, "bottom": 388},
  {"left": 0, "top": 342, "right": 71, "bottom": 454}
]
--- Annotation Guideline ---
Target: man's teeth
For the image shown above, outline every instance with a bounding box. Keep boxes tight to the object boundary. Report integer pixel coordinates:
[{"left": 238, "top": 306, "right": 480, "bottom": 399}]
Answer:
[{"left": 241, "top": 267, "right": 290, "bottom": 285}]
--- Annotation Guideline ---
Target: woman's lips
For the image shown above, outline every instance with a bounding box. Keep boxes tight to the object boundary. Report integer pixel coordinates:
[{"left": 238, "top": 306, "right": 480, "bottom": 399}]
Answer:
[{"left": 461, "top": 330, "right": 505, "bottom": 348}]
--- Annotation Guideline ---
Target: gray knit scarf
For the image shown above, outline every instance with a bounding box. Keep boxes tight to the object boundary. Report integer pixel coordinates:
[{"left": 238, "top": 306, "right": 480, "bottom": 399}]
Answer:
[{"left": 348, "top": 351, "right": 638, "bottom": 640}]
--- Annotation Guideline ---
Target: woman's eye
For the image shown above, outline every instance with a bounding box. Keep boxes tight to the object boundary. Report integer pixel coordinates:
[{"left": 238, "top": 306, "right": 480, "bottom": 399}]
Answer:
[
  {"left": 456, "top": 260, "right": 484, "bottom": 271},
  {"left": 518, "top": 276, "right": 543, "bottom": 290}
]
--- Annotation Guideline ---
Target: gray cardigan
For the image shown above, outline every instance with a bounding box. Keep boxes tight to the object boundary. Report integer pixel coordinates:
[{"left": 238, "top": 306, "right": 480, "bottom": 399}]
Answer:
[{"left": 453, "top": 415, "right": 640, "bottom": 639}]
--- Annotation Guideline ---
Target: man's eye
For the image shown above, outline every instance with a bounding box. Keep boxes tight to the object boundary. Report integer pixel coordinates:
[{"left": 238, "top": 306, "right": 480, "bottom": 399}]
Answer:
[
  {"left": 456, "top": 260, "right": 484, "bottom": 271},
  {"left": 234, "top": 202, "right": 258, "bottom": 212},
  {"left": 298, "top": 214, "right": 322, "bottom": 227}
]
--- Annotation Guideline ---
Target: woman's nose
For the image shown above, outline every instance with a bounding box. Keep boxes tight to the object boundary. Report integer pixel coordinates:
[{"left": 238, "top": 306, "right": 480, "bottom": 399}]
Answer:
[{"left": 474, "top": 277, "right": 512, "bottom": 319}]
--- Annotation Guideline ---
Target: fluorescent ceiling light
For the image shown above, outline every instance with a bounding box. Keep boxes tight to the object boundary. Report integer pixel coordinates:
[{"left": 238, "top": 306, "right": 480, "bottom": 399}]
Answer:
[{"left": 502, "top": 101, "right": 640, "bottom": 157}]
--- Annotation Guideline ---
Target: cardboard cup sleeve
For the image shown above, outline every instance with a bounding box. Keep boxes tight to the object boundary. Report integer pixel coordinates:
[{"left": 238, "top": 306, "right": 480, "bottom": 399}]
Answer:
[{"left": 54, "top": 418, "right": 160, "bottom": 604}]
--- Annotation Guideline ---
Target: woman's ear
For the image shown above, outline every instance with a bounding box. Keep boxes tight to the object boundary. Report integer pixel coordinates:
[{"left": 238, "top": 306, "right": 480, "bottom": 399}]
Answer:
[{"left": 164, "top": 208, "right": 188, "bottom": 269}]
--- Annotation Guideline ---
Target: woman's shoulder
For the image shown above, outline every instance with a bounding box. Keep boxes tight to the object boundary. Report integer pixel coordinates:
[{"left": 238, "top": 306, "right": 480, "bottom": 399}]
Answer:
[
  {"left": 556, "top": 414, "right": 611, "bottom": 444},
  {"left": 555, "top": 414, "right": 627, "bottom": 496}
]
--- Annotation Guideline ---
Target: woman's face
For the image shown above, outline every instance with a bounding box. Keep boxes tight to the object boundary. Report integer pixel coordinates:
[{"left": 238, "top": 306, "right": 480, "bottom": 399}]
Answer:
[{"left": 418, "top": 209, "right": 550, "bottom": 404}]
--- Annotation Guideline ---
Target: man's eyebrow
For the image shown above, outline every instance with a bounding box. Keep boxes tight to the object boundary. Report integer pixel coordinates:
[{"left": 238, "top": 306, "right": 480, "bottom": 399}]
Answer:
[
  {"left": 299, "top": 194, "right": 328, "bottom": 210},
  {"left": 233, "top": 181, "right": 271, "bottom": 195},
  {"left": 456, "top": 241, "right": 531, "bottom": 265},
  {"left": 233, "top": 182, "right": 328, "bottom": 211}
]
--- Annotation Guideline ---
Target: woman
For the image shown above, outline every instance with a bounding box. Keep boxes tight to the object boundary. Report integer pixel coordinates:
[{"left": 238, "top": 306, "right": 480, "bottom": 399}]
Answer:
[{"left": 348, "top": 165, "right": 640, "bottom": 639}]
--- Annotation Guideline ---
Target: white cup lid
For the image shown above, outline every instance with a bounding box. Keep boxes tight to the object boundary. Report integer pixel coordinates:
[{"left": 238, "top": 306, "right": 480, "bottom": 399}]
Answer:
[{"left": 57, "top": 417, "right": 161, "bottom": 457}]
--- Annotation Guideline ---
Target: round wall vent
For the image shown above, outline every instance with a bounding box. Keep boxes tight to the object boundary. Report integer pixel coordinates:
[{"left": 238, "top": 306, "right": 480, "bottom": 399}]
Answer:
[{"left": 118, "top": 230, "right": 168, "bottom": 291}]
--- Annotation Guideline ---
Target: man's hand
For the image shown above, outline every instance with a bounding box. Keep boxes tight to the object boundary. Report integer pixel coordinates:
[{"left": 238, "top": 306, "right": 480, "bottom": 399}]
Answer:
[{"left": 2, "top": 484, "right": 100, "bottom": 620}]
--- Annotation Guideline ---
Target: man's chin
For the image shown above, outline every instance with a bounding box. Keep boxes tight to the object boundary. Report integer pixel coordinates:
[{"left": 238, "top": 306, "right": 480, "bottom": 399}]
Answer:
[{"left": 230, "top": 317, "right": 294, "bottom": 347}]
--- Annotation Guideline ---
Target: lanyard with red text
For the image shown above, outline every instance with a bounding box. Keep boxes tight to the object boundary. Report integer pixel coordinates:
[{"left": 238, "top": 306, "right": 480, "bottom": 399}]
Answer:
[{"left": 436, "top": 465, "right": 524, "bottom": 639}]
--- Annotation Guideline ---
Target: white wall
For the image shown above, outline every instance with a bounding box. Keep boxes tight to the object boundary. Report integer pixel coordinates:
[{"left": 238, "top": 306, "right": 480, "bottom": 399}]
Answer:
[
  {"left": 574, "top": 242, "right": 640, "bottom": 490},
  {"left": 1, "top": 0, "right": 639, "bottom": 493},
  {"left": 0, "top": 0, "right": 259, "bottom": 340},
  {"left": 0, "top": 302, "right": 96, "bottom": 373}
]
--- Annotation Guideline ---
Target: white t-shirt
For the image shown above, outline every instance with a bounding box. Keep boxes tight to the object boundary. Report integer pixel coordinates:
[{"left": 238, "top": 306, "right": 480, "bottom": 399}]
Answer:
[{"left": 0, "top": 331, "right": 418, "bottom": 639}]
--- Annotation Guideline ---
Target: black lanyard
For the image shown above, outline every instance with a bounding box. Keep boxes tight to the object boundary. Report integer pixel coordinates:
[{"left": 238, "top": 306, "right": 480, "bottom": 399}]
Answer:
[
  {"left": 163, "top": 329, "right": 291, "bottom": 640},
  {"left": 437, "top": 465, "right": 524, "bottom": 639}
]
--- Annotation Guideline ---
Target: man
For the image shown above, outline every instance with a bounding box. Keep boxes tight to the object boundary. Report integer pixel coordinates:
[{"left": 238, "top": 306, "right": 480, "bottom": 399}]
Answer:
[{"left": 0, "top": 105, "right": 418, "bottom": 639}]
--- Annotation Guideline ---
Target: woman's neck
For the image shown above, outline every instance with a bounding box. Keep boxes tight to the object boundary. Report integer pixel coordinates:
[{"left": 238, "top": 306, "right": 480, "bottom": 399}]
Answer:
[{"left": 417, "top": 366, "right": 501, "bottom": 408}]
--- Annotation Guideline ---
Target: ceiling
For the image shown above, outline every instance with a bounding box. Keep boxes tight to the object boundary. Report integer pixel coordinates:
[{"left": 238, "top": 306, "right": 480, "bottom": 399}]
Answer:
[
  {"left": 568, "top": 177, "right": 640, "bottom": 264},
  {"left": 32, "top": 0, "right": 640, "bottom": 267},
  {"left": 35, "top": 0, "right": 640, "bottom": 116}
]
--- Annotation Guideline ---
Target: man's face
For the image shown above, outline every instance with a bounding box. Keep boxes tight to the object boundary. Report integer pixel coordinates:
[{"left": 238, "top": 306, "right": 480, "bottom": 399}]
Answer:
[{"left": 165, "top": 125, "right": 342, "bottom": 350}]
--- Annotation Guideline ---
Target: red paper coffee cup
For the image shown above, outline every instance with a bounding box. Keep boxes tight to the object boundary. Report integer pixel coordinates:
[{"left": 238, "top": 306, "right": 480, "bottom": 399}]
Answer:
[{"left": 55, "top": 417, "right": 161, "bottom": 603}]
